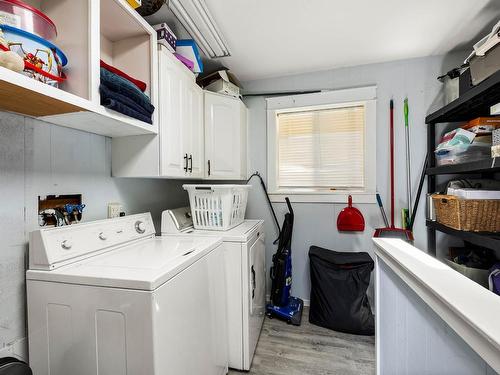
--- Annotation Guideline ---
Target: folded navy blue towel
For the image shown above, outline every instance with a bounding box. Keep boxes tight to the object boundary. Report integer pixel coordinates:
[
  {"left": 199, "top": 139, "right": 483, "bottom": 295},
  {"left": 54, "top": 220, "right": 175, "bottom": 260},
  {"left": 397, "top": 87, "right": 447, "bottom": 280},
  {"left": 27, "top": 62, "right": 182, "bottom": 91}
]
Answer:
[
  {"left": 100, "top": 68, "right": 154, "bottom": 114},
  {"left": 101, "top": 96, "right": 153, "bottom": 124},
  {"left": 100, "top": 84, "right": 153, "bottom": 117}
]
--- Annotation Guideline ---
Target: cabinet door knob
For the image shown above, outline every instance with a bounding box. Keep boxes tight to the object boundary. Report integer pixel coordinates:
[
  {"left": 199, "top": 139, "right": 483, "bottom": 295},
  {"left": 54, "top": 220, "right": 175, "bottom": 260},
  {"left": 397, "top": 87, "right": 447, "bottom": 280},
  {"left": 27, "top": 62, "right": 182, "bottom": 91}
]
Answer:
[
  {"left": 188, "top": 154, "right": 193, "bottom": 173},
  {"left": 207, "top": 160, "right": 211, "bottom": 176},
  {"left": 183, "top": 153, "right": 188, "bottom": 172}
]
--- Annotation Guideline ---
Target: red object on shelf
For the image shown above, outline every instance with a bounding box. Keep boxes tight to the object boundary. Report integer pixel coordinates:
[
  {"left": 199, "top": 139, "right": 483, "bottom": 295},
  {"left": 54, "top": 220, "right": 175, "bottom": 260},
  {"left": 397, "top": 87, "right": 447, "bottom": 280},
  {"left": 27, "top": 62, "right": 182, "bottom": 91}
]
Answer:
[
  {"left": 337, "top": 195, "right": 365, "bottom": 232},
  {"left": 100, "top": 59, "right": 147, "bottom": 92}
]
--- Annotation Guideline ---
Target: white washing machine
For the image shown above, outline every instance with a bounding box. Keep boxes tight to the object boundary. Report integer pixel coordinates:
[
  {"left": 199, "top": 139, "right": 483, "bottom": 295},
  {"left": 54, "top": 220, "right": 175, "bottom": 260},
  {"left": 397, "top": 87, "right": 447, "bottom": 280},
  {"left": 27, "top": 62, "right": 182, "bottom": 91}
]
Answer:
[
  {"left": 162, "top": 208, "right": 266, "bottom": 371},
  {"left": 27, "top": 213, "right": 228, "bottom": 375}
]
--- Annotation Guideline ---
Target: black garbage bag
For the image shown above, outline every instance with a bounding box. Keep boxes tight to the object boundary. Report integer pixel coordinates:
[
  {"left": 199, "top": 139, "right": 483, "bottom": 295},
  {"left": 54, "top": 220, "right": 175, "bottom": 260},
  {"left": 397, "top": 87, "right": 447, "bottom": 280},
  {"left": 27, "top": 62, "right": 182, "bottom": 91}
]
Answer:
[{"left": 309, "top": 246, "right": 374, "bottom": 335}]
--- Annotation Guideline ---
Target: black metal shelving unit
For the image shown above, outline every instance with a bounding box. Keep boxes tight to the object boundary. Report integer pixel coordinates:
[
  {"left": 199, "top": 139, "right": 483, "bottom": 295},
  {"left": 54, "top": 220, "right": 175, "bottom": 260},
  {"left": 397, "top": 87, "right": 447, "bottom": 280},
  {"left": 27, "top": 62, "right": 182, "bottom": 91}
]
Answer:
[
  {"left": 426, "top": 221, "right": 500, "bottom": 251},
  {"left": 425, "top": 70, "right": 500, "bottom": 254},
  {"left": 426, "top": 158, "right": 500, "bottom": 176}
]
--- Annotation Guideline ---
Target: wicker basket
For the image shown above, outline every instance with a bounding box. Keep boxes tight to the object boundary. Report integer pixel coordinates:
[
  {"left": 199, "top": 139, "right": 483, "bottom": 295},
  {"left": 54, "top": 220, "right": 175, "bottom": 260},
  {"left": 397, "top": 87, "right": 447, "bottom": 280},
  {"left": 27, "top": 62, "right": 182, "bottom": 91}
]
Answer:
[{"left": 432, "top": 195, "right": 500, "bottom": 232}]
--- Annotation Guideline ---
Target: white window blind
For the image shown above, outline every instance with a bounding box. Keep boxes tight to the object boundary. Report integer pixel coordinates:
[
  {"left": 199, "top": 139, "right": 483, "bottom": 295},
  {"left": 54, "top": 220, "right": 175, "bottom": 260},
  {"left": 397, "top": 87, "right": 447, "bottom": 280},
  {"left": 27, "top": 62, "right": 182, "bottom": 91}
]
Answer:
[{"left": 277, "top": 105, "right": 365, "bottom": 189}]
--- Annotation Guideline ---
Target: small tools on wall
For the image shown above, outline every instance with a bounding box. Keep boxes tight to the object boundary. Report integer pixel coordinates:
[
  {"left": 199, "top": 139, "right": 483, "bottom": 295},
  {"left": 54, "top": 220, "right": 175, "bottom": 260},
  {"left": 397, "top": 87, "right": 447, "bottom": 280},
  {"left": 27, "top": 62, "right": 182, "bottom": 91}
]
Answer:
[{"left": 38, "top": 194, "right": 85, "bottom": 227}]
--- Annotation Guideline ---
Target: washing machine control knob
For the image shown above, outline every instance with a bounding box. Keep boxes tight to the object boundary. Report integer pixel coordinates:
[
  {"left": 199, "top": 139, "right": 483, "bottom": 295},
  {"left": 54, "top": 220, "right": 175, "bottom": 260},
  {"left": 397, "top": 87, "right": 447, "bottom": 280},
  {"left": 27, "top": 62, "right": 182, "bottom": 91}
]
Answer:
[
  {"left": 135, "top": 221, "right": 146, "bottom": 234},
  {"left": 98, "top": 232, "right": 107, "bottom": 241},
  {"left": 61, "top": 240, "right": 73, "bottom": 250}
]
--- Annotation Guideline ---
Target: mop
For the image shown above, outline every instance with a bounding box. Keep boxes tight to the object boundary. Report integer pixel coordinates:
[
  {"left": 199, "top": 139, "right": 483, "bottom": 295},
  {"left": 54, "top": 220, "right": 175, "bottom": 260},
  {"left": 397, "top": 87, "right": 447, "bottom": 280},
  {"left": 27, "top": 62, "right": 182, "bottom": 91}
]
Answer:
[{"left": 373, "top": 99, "right": 413, "bottom": 241}]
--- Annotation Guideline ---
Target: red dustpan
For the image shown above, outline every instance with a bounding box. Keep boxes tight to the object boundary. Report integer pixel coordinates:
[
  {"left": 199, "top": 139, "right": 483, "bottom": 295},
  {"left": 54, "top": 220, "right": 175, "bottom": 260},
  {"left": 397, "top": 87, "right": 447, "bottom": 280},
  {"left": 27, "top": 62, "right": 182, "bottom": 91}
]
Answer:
[{"left": 337, "top": 195, "right": 365, "bottom": 231}]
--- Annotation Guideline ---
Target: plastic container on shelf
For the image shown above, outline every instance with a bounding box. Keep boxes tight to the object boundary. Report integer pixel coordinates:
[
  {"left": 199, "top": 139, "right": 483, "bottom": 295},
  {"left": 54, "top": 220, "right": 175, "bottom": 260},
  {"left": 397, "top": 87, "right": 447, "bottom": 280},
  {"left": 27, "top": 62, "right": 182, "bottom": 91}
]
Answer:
[
  {"left": 183, "top": 184, "right": 250, "bottom": 231},
  {"left": 0, "top": 0, "right": 57, "bottom": 41},
  {"left": 436, "top": 143, "right": 491, "bottom": 166},
  {"left": 444, "top": 259, "right": 490, "bottom": 288},
  {"left": 0, "top": 24, "right": 67, "bottom": 86}
]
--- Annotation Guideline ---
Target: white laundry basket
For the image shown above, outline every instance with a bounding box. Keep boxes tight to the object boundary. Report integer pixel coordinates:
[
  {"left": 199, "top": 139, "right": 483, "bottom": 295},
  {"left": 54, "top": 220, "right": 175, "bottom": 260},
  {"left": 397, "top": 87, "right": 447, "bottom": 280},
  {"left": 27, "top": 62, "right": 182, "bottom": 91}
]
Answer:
[{"left": 183, "top": 184, "right": 251, "bottom": 230}]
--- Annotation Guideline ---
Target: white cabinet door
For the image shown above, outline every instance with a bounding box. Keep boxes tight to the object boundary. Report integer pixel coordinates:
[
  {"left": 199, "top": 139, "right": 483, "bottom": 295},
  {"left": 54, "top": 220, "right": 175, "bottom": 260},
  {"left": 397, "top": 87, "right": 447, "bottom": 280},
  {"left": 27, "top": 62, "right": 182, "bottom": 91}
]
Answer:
[
  {"left": 159, "top": 49, "right": 204, "bottom": 178},
  {"left": 159, "top": 50, "right": 185, "bottom": 177},
  {"left": 204, "top": 92, "right": 244, "bottom": 179},
  {"left": 183, "top": 79, "right": 204, "bottom": 178}
]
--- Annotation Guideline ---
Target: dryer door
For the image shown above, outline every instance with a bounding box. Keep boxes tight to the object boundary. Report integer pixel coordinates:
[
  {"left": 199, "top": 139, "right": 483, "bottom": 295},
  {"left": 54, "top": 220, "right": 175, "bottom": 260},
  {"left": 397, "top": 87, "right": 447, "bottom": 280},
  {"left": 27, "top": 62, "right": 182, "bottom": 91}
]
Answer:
[{"left": 247, "top": 231, "right": 266, "bottom": 363}]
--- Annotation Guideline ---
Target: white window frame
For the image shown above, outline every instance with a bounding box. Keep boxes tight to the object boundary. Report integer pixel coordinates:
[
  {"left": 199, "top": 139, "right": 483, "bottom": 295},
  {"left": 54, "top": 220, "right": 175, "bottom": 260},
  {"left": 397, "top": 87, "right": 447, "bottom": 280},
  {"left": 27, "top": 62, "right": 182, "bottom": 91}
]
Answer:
[{"left": 267, "top": 86, "right": 377, "bottom": 203}]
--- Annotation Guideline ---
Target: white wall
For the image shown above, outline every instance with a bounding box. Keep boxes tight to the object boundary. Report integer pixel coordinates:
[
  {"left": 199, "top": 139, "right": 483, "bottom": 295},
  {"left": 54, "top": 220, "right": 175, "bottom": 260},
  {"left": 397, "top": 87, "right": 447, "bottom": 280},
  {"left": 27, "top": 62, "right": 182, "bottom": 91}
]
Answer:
[
  {"left": 0, "top": 112, "right": 188, "bottom": 359},
  {"left": 378, "top": 260, "right": 497, "bottom": 374},
  {"left": 243, "top": 51, "right": 467, "bottom": 303}
]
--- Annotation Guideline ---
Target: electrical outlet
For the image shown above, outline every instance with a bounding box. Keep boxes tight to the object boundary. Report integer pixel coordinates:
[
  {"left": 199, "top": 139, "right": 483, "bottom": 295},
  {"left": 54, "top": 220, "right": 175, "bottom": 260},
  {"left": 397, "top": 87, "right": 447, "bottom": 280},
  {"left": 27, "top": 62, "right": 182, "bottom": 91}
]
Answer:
[{"left": 108, "top": 203, "right": 122, "bottom": 218}]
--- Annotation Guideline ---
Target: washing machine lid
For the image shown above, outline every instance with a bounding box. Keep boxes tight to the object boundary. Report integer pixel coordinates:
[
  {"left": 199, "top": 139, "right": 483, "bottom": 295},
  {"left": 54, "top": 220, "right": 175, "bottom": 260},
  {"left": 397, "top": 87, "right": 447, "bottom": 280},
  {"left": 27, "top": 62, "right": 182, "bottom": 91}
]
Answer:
[
  {"left": 26, "top": 236, "right": 222, "bottom": 291},
  {"left": 163, "top": 219, "right": 263, "bottom": 242}
]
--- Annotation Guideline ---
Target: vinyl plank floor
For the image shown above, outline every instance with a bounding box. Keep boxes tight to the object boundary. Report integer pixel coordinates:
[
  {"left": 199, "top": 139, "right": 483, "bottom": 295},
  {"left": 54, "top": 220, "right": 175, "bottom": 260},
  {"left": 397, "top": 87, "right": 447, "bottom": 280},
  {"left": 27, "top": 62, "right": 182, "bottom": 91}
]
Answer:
[{"left": 229, "top": 307, "right": 375, "bottom": 375}]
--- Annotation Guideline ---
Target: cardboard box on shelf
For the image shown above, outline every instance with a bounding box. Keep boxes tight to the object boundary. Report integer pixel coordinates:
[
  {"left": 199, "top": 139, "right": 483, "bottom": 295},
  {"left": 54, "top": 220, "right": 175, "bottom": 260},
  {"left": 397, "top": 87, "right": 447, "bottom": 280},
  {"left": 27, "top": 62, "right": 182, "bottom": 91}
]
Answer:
[
  {"left": 198, "top": 69, "right": 242, "bottom": 98},
  {"left": 153, "top": 23, "right": 177, "bottom": 53},
  {"left": 176, "top": 39, "right": 203, "bottom": 73},
  {"left": 462, "top": 117, "right": 500, "bottom": 134}
]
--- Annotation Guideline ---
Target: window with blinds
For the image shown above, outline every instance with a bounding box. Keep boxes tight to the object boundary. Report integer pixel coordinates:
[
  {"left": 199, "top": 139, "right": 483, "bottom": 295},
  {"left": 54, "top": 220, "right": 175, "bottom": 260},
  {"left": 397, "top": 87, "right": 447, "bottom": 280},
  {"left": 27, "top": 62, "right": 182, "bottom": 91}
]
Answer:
[{"left": 276, "top": 105, "right": 365, "bottom": 190}]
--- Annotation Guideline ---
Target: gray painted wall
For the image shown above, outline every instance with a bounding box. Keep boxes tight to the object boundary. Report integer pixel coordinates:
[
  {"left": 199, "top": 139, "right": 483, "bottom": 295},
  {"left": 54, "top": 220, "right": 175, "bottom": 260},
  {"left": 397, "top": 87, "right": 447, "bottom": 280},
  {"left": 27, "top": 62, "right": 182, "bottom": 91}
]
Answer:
[
  {"left": 0, "top": 113, "right": 188, "bottom": 358},
  {"left": 243, "top": 52, "right": 467, "bottom": 302}
]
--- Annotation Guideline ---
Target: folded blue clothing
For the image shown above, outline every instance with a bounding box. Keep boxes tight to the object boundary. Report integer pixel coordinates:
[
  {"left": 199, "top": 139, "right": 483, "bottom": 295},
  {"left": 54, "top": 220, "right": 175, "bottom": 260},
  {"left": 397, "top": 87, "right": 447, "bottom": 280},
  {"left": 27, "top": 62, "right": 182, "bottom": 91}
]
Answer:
[
  {"left": 100, "top": 85, "right": 153, "bottom": 117},
  {"left": 100, "top": 68, "right": 154, "bottom": 114},
  {"left": 101, "top": 96, "right": 152, "bottom": 124}
]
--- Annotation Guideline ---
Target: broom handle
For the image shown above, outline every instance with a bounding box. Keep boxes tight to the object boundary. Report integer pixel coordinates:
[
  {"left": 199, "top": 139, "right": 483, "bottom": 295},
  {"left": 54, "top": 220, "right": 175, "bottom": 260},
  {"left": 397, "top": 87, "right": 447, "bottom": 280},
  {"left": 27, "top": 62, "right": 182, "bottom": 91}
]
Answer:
[{"left": 390, "top": 99, "right": 395, "bottom": 228}]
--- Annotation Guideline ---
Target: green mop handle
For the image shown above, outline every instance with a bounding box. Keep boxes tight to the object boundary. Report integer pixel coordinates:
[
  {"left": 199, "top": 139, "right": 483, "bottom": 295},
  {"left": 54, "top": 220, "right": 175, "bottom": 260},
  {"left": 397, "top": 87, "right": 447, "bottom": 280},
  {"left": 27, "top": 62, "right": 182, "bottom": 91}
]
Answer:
[
  {"left": 404, "top": 97, "right": 412, "bottom": 222},
  {"left": 404, "top": 98, "right": 409, "bottom": 128}
]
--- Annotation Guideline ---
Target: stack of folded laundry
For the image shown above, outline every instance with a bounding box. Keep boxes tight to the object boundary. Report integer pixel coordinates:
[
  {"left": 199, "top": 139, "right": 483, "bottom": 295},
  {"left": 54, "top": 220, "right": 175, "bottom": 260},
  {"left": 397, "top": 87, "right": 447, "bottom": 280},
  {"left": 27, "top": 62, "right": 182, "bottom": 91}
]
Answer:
[{"left": 99, "top": 60, "right": 154, "bottom": 124}]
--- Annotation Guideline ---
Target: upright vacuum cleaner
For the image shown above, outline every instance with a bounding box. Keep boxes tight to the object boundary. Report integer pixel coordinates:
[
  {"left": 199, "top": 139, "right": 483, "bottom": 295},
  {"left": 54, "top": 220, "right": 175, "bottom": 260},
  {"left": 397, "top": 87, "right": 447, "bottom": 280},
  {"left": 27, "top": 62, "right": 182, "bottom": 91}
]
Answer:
[{"left": 266, "top": 197, "right": 304, "bottom": 325}]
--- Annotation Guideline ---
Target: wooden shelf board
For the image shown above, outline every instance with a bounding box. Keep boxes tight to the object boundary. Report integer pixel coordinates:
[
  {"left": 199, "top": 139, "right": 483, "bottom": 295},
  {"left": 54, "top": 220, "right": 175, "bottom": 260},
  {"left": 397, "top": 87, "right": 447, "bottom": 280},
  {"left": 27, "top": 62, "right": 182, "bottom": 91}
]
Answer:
[
  {"left": 426, "top": 158, "right": 500, "bottom": 175},
  {"left": 0, "top": 67, "right": 88, "bottom": 116},
  {"left": 0, "top": 67, "right": 157, "bottom": 137},
  {"left": 41, "top": 107, "right": 157, "bottom": 138},
  {"left": 426, "top": 220, "right": 500, "bottom": 251}
]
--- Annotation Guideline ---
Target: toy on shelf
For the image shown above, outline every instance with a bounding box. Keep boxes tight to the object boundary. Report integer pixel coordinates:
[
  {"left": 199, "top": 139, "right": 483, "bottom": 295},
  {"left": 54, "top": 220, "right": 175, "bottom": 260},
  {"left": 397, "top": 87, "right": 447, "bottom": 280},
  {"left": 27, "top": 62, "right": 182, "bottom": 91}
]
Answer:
[{"left": 0, "top": 25, "right": 67, "bottom": 86}]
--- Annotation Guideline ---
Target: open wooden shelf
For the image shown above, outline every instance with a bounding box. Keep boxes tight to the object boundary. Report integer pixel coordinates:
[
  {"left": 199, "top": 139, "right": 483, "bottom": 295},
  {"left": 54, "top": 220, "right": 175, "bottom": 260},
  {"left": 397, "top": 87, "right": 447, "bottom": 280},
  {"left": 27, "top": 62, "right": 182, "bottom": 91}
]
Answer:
[
  {"left": 426, "top": 220, "right": 500, "bottom": 251},
  {"left": 40, "top": 107, "right": 157, "bottom": 137},
  {"left": 0, "top": 0, "right": 158, "bottom": 137},
  {"left": 99, "top": 0, "right": 158, "bottom": 132},
  {"left": 0, "top": 66, "right": 157, "bottom": 137}
]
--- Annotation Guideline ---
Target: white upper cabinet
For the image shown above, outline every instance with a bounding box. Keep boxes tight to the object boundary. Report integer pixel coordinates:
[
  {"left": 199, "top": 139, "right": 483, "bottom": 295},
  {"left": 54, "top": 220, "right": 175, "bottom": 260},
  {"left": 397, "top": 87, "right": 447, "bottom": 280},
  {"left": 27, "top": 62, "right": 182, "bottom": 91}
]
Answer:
[
  {"left": 204, "top": 92, "right": 247, "bottom": 180},
  {"left": 112, "top": 47, "right": 246, "bottom": 179},
  {"left": 159, "top": 48, "right": 183, "bottom": 176},
  {"left": 159, "top": 47, "right": 204, "bottom": 178},
  {"left": 182, "top": 78, "right": 204, "bottom": 178}
]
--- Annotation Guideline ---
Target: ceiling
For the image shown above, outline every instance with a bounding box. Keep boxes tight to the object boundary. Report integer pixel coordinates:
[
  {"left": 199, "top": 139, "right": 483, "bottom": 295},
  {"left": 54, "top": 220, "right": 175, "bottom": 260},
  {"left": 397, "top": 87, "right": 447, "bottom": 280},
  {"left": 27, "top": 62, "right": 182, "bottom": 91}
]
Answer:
[{"left": 150, "top": 0, "right": 500, "bottom": 82}]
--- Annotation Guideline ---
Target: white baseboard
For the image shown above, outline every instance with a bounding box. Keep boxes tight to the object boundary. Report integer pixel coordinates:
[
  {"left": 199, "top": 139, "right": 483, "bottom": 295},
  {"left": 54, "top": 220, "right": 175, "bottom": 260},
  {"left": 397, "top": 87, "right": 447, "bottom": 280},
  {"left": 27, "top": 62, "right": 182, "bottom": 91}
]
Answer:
[{"left": 0, "top": 337, "right": 28, "bottom": 362}]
